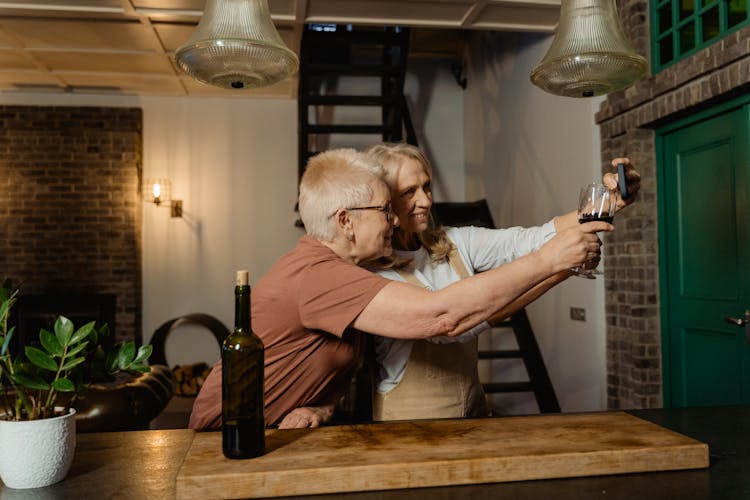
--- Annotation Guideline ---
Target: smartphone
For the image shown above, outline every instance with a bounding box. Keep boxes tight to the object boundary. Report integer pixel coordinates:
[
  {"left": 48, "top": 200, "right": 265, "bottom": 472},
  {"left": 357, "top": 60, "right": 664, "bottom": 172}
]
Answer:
[{"left": 617, "top": 163, "right": 629, "bottom": 199}]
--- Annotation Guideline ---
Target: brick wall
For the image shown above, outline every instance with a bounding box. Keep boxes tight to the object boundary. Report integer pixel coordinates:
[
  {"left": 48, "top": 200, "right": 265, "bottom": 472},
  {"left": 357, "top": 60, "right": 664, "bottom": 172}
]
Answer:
[
  {"left": 0, "top": 106, "right": 142, "bottom": 343},
  {"left": 598, "top": 1, "right": 750, "bottom": 408}
]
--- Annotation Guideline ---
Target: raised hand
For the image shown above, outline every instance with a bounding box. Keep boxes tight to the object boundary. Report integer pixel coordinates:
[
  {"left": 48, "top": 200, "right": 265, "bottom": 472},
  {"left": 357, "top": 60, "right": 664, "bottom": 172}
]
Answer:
[{"left": 603, "top": 157, "right": 641, "bottom": 211}]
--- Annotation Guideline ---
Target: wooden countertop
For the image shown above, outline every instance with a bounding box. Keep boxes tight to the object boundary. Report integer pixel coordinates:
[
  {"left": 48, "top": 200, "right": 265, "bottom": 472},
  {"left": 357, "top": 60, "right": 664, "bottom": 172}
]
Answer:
[
  {"left": 9, "top": 429, "right": 195, "bottom": 499},
  {"left": 0, "top": 410, "right": 717, "bottom": 499}
]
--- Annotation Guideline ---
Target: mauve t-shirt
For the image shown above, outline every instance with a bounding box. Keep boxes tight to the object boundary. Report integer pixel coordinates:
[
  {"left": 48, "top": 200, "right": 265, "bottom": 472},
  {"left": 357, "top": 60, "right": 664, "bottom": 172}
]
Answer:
[{"left": 189, "top": 236, "right": 390, "bottom": 429}]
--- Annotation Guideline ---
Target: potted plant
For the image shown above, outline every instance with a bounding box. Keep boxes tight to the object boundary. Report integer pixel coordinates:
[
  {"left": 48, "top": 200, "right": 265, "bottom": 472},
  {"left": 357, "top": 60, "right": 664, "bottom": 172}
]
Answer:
[{"left": 0, "top": 279, "right": 152, "bottom": 489}]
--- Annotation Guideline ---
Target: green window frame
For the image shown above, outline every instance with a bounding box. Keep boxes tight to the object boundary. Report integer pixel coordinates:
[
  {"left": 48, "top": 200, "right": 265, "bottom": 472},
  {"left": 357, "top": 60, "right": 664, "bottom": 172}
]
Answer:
[{"left": 651, "top": 0, "right": 750, "bottom": 71}]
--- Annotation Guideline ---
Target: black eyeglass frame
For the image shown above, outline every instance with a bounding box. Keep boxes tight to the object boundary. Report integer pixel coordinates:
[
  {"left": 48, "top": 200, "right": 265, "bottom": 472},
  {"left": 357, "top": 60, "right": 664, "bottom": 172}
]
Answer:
[{"left": 329, "top": 202, "right": 393, "bottom": 223}]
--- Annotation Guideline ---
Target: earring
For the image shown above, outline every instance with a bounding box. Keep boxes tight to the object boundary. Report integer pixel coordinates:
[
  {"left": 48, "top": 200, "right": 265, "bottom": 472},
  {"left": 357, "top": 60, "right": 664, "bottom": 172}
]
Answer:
[{"left": 346, "top": 232, "right": 354, "bottom": 241}]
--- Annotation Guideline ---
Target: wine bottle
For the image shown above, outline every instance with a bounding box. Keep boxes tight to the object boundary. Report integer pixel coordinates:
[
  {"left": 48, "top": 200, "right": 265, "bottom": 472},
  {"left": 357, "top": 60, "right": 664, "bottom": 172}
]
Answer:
[{"left": 222, "top": 270, "right": 265, "bottom": 459}]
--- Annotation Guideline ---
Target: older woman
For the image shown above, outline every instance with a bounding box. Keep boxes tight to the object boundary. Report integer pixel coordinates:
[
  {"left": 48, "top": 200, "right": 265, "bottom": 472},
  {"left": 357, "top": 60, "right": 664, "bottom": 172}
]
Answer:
[
  {"left": 189, "top": 148, "right": 613, "bottom": 430},
  {"left": 364, "top": 142, "right": 639, "bottom": 421}
]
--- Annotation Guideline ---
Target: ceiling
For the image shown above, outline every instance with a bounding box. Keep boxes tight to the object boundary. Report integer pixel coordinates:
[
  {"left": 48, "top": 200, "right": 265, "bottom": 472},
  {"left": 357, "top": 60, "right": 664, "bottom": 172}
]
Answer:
[{"left": 0, "top": 0, "right": 560, "bottom": 98}]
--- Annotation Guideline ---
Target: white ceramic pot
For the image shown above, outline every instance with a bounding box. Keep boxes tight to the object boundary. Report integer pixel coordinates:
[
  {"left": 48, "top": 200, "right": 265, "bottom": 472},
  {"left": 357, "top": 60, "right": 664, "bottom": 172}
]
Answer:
[{"left": 0, "top": 408, "right": 76, "bottom": 489}]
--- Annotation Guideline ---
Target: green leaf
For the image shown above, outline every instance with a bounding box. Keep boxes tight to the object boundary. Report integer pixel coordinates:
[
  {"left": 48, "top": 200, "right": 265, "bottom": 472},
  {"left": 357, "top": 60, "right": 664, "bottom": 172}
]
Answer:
[
  {"left": 12, "top": 373, "right": 50, "bottom": 390},
  {"left": 40, "top": 329, "right": 64, "bottom": 357},
  {"left": 105, "top": 349, "right": 118, "bottom": 373},
  {"left": 89, "top": 325, "right": 100, "bottom": 346},
  {"left": 25, "top": 346, "right": 59, "bottom": 372},
  {"left": 61, "top": 356, "right": 86, "bottom": 371},
  {"left": 114, "top": 341, "right": 136, "bottom": 370},
  {"left": 54, "top": 316, "right": 74, "bottom": 347},
  {"left": 66, "top": 340, "right": 90, "bottom": 358},
  {"left": 129, "top": 364, "right": 151, "bottom": 373},
  {"left": 132, "top": 344, "right": 153, "bottom": 365},
  {"left": 98, "top": 323, "right": 112, "bottom": 343},
  {"left": 51, "top": 378, "right": 75, "bottom": 392},
  {"left": 70, "top": 321, "right": 95, "bottom": 345},
  {"left": 0, "top": 297, "right": 13, "bottom": 323},
  {"left": 12, "top": 356, "right": 25, "bottom": 372},
  {"left": 1, "top": 325, "right": 14, "bottom": 356}
]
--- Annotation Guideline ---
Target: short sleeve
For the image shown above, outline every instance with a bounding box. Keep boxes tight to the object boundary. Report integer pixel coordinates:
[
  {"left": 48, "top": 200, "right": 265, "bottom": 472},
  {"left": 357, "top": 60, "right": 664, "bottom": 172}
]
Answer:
[{"left": 298, "top": 260, "right": 390, "bottom": 337}]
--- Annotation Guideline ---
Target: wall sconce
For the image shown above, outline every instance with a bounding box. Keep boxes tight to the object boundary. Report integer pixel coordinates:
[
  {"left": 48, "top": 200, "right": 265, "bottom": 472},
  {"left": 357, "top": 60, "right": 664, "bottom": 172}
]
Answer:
[{"left": 145, "top": 178, "right": 183, "bottom": 218}]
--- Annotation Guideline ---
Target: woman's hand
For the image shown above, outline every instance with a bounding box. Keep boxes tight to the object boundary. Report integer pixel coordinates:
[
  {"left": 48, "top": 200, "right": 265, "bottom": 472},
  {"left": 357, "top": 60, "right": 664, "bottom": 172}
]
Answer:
[
  {"left": 277, "top": 404, "right": 335, "bottom": 429},
  {"left": 603, "top": 157, "right": 641, "bottom": 212},
  {"left": 539, "top": 220, "right": 611, "bottom": 272}
]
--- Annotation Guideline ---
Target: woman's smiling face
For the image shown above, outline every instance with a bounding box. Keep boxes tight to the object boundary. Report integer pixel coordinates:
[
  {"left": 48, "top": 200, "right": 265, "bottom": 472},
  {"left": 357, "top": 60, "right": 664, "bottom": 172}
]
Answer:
[{"left": 388, "top": 157, "right": 432, "bottom": 244}]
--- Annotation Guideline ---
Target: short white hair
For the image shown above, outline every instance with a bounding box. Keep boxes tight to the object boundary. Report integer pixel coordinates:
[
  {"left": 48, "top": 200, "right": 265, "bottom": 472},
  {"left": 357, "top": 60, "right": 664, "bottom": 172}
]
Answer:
[{"left": 298, "top": 149, "right": 385, "bottom": 241}]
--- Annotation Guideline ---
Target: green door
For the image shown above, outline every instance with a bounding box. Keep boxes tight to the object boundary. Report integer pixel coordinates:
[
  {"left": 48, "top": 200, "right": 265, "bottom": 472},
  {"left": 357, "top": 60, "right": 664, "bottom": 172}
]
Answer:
[{"left": 659, "top": 103, "right": 750, "bottom": 407}]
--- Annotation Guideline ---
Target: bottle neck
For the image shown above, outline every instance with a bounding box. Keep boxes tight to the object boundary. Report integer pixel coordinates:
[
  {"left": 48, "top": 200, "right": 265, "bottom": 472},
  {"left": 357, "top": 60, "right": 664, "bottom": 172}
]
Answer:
[{"left": 234, "top": 284, "right": 251, "bottom": 331}]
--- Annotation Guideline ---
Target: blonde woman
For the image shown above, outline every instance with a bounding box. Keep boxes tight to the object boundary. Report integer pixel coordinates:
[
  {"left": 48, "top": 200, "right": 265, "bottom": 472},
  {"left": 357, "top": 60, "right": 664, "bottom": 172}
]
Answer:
[{"left": 365, "top": 143, "right": 639, "bottom": 421}]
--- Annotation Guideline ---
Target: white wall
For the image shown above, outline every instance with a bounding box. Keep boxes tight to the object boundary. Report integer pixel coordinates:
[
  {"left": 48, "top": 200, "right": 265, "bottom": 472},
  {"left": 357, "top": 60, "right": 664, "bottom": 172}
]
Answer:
[
  {"left": 404, "top": 59, "right": 465, "bottom": 202},
  {"left": 464, "top": 32, "right": 607, "bottom": 413},
  {"left": 139, "top": 97, "right": 301, "bottom": 366}
]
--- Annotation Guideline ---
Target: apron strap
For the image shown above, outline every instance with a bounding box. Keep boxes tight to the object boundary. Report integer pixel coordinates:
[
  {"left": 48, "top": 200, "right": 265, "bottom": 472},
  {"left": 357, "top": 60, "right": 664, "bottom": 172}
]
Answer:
[
  {"left": 448, "top": 245, "right": 470, "bottom": 279},
  {"left": 396, "top": 243, "right": 471, "bottom": 285}
]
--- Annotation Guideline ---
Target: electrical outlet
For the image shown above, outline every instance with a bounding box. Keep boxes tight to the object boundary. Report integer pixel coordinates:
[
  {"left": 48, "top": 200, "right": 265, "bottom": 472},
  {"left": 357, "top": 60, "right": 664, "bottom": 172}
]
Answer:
[{"left": 570, "top": 307, "right": 586, "bottom": 321}]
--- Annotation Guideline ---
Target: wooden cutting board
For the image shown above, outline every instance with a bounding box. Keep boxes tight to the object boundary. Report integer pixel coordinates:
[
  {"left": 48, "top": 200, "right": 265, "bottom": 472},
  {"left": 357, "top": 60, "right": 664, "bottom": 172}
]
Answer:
[{"left": 176, "top": 412, "right": 709, "bottom": 498}]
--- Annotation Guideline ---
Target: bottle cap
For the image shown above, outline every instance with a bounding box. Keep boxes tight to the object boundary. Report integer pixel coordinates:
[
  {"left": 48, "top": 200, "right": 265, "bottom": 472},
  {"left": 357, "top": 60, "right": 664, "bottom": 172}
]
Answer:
[{"left": 236, "top": 270, "right": 249, "bottom": 286}]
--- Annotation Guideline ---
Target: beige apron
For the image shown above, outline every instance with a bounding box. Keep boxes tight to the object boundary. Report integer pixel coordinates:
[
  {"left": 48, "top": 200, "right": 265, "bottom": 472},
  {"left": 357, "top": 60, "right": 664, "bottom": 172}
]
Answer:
[{"left": 373, "top": 247, "right": 490, "bottom": 421}]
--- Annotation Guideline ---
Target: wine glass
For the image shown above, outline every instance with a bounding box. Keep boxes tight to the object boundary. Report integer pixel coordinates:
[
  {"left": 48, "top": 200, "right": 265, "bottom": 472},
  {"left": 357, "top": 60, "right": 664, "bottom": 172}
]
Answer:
[{"left": 571, "top": 182, "right": 617, "bottom": 279}]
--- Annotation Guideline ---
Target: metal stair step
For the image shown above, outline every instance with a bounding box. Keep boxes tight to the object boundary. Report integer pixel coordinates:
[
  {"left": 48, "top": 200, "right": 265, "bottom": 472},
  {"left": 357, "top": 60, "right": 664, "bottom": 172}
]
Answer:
[
  {"left": 478, "top": 350, "right": 523, "bottom": 360},
  {"left": 483, "top": 382, "right": 535, "bottom": 394},
  {"left": 303, "top": 64, "right": 401, "bottom": 77},
  {"left": 304, "top": 124, "right": 389, "bottom": 134},
  {"left": 303, "top": 29, "right": 409, "bottom": 47},
  {"left": 303, "top": 95, "right": 396, "bottom": 106}
]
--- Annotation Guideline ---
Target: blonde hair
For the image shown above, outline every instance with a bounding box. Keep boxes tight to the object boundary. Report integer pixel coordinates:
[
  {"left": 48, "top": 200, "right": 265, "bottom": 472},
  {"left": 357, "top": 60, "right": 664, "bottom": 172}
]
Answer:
[
  {"left": 298, "top": 148, "right": 385, "bottom": 241},
  {"left": 363, "top": 142, "right": 453, "bottom": 264}
]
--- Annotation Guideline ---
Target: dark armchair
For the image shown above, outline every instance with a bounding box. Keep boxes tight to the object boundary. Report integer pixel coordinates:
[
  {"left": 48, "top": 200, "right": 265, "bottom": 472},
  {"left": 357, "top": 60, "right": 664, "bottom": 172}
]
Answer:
[
  {"left": 74, "top": 314, "right": 229, "bottom": 432},
  {"left": 73, "top": 365, "right": 176, "bottom": 433}
]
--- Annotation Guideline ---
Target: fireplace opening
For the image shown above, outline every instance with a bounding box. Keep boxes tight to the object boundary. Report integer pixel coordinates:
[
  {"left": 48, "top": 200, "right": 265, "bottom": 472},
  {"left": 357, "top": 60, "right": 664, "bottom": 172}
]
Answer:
[{"left": 10, "top": 293, "right": 116, "bottom": 355}]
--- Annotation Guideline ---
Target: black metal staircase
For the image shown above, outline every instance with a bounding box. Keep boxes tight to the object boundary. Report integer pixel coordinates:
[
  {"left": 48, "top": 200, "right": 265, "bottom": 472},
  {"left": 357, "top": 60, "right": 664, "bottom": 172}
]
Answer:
[{"left": 297, "top": 25, "right": 415, "bottom": 182}]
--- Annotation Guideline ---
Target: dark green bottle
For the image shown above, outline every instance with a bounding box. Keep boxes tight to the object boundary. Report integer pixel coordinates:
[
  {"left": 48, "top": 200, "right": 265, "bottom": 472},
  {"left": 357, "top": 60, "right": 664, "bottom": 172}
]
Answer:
[{"left": 222, "top": 270, "right": 265, "bottom": 459}]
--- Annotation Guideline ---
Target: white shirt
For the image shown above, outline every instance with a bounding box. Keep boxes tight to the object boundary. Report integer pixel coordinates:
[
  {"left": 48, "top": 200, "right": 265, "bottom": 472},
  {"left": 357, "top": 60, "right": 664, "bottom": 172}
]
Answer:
[{"left": 372, "top": 221, "right": 556, "bottom": 393}]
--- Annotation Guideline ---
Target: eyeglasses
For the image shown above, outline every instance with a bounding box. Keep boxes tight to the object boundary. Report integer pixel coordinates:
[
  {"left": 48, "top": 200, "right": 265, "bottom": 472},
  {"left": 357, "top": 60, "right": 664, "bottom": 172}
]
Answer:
[{"left": 329, "top": 202, "right": 394, "bottom": 223}]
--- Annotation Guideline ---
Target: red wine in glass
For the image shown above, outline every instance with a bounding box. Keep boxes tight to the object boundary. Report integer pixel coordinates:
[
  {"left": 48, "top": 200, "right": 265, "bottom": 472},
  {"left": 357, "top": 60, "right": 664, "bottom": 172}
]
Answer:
[
  {"left": 578, "top": 214, "right": 614, "bottom": 224},
  {"left": 572, "top": 183, "right": 617, "bottom": 278}
]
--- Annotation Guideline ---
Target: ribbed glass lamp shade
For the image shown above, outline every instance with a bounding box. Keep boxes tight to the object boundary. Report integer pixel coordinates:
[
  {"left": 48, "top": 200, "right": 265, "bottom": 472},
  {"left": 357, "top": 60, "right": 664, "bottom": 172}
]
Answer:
[
  {"left": 175, "top": 0, "right": 299, "bottom": 90},
  {"left": 530, "top": 0, "right": 647, "bottom": 98}
]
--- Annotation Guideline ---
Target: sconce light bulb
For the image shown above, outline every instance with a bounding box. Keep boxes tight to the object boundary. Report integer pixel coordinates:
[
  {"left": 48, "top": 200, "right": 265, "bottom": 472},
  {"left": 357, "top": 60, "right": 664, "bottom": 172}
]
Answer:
[{"left": 152, "top": 183, "right": 162, "bottom": 205}]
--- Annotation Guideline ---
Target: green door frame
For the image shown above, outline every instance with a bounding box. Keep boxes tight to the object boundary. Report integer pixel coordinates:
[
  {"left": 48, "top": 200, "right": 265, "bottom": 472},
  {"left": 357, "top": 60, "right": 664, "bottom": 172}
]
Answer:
[{"left": 656, "top": 93, "right": 750, "bottom": 407}]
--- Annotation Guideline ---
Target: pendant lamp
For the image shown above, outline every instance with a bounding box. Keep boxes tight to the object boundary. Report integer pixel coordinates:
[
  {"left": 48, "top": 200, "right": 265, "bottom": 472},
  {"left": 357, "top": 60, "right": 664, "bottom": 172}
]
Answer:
[
  {"left": 530, "top": 0, "right": 647, "bottom": 98},
  {"left": 175, "top": 0, "right": 299, "bottom": 90}
]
